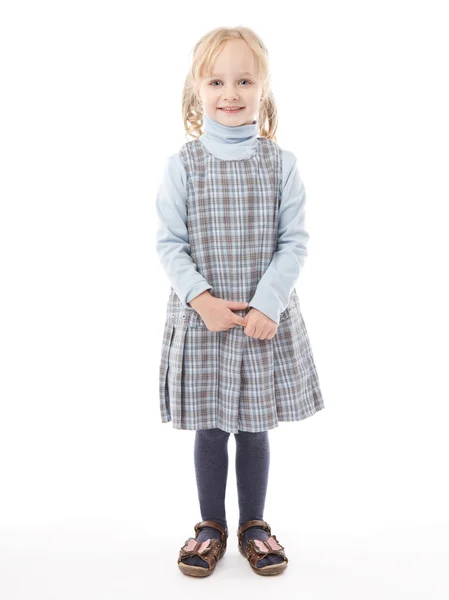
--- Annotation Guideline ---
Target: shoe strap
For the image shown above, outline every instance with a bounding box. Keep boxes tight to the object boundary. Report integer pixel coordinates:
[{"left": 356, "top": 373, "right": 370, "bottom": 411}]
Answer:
[
  {"left": 237, "top": 519, "right": 271, "bottom": 547},
  {"left": 194, "top": 520, "right": 228, "bottom": 539}
]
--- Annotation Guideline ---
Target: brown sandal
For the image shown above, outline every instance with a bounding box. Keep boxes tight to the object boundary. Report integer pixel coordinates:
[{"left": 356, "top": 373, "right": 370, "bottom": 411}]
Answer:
[
  {"left": 178, "top": 520, "right": 228, "bottom": 577},
  {"left": 237, "top": 519, "right": 288, "bottom": 576}
]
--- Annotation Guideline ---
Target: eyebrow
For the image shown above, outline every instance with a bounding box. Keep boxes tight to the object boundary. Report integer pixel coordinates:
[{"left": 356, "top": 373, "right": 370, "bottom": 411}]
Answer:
[{"left": 209, "top": 72, "right": 254, "bottom": 78}]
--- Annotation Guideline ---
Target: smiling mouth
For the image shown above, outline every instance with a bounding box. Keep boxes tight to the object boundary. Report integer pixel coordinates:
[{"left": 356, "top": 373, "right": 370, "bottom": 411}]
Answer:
[{"left": 219, "top": 107, "right": 245, "bottom": 112}]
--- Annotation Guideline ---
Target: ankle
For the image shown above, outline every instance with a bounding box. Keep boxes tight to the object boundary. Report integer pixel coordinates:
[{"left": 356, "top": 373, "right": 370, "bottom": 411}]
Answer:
[{"left": 197, "top": 526, "right": 224, "bottom": 542}]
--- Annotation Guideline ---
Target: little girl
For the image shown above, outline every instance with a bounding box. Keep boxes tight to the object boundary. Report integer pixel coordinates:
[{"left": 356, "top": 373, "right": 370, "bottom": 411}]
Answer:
[{"left": 155, "top": 26, "right": 325, "bottom": 577}]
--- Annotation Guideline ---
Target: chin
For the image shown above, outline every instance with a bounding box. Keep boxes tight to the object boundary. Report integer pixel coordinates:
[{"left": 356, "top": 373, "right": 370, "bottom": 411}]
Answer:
[{"left": 216, "top": 110, "right": 249, "bottom": 125}]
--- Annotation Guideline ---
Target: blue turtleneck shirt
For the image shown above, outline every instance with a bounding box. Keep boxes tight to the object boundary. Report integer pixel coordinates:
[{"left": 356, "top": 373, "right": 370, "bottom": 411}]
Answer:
[{"left": 155, "top": 113, "right": 309, "bottom": 325}]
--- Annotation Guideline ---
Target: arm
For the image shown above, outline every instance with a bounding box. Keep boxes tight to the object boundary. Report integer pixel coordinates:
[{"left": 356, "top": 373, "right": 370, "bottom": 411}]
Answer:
[
  {"left": 248, "top": 151, "right": 309, "bottom": 325},
  {"left": 155, "top": 154, "right": 213, "bottom": 308}
]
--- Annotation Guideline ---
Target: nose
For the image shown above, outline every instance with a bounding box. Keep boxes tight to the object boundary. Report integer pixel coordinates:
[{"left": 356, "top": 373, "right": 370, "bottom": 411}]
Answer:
[{"left": 222, "top": 84, "right": 240, "bottom": 100}]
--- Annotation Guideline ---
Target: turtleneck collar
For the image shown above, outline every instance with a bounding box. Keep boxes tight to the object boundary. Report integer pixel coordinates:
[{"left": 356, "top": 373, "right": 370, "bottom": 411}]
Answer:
[
  {"left": 199, "top": 113, "right": 260, "bottom": 160},
  {"left": 202, "top": 113, "right": 259, "bottom": 144}
]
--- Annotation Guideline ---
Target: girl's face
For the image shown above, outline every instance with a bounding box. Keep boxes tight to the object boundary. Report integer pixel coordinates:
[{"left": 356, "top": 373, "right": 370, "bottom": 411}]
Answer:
[{"left": 196, "top": 39, "right": 265, "bottom": 127}]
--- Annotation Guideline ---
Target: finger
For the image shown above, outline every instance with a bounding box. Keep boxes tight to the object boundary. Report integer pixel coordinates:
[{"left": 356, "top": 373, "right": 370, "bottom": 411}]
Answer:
[
  {"left": 256, "top": 326, "right": 269, "bottom": 340},
  {"left": 233, "top": 316, "right": 247, "bottom": 326},
  {"left": 244, "top": 323, "right": 255, "bottom": 337}
]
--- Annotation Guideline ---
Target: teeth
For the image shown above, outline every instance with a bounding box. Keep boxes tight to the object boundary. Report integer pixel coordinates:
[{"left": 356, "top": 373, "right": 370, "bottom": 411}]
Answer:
[{"left": 222, "top": 107, "right": 241, "bottom": 111}]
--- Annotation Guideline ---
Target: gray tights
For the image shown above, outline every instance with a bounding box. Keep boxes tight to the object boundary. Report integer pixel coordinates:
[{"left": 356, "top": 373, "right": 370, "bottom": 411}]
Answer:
[
  {"left": 194, "top": 427, "right": 269, "bottom": 530},
  {"left": 181, "top": 427, "right": 283, "bottom": 569}
]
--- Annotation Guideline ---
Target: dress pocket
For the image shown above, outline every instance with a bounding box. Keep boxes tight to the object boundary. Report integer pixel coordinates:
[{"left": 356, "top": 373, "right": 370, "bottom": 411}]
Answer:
[
  {"left": 159, "top": 321, "right": 175, "bottom": 422},
  {"left": 278, "top": 299, "right": 299, "bottom": 324},
  {"left": 188, "top": 310, "right": 208, "bottom": 328},
  {"left": 291, "top": 309, "right": 314, "bottom": 366}
]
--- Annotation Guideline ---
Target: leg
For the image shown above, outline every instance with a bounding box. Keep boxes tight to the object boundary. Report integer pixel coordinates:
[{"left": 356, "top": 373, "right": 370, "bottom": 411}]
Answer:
[
  {"left": 235, "top": 429, "right": 283, "bottom": 568},
  {"left": 181, "top": 427, "right": 230, "bottom": 568}
]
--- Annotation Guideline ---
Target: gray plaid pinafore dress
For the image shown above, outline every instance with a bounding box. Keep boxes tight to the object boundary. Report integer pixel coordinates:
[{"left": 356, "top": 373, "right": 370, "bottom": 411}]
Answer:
[{"left": 158, "top": 137, "right": 325, "bottom": 434}]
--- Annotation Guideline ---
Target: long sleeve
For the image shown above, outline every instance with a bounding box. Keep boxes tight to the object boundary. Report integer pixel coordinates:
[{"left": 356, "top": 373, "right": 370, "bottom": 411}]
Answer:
[
  {"left": 248, "top": 151, "right": 309, "bottom": 325},
  {"left": 155, "top": 154, "right": 213, "bottom": 308}
]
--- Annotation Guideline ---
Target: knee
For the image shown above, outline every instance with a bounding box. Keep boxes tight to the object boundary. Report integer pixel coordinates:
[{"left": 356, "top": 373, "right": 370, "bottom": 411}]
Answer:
[
  {"left": 196, "top": 428, "right": 231, "bottom": 443},
  {"left": 234, "top": 430, "right": 269, "bottom": 446}
]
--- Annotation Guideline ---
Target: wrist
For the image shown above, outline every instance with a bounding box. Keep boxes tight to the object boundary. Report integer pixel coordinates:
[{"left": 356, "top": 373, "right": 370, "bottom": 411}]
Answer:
[{"left": 188, "top": 290, "right": 213, "bottom": 312}]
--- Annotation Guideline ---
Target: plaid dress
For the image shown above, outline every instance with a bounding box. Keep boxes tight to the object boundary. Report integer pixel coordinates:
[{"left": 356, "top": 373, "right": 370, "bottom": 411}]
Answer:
[{"left": 159, "top": 137, "right": 325, "bottom": 433}]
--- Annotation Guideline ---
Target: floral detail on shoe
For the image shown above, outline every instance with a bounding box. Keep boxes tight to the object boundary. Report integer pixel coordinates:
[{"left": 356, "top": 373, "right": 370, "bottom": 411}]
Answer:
[
  {"left": 243, "top": 535, "right": 288, "bottom": 570},
  {"left": 182, "top": 538, "right": 212, "bottom": 555},
  {"left": 237, "top": 520, "right": 289, "bottom": 575},
  {"left": 253, "top": 536, "right": 283, "bottom": 553}
]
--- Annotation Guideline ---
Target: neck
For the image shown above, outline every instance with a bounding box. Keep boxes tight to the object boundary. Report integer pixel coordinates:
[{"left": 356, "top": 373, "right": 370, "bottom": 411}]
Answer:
[{"left": 202, "top": 113, "right": 259, "bottom": 145}]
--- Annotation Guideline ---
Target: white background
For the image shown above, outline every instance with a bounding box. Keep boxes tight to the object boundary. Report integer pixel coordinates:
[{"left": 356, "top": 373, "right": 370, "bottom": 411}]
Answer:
[{"left": 1, "top": 0, "right": 448, "bottom": 598}]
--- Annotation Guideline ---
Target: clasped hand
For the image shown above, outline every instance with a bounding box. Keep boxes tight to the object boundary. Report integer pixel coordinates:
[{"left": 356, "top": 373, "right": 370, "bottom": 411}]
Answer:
[{"left": 199, "top": 298, "right": 278, "bottom": 340}]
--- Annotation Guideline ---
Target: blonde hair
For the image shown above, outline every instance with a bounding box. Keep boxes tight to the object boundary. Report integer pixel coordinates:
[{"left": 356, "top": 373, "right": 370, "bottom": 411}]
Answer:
[{"left": 182, "top": 26, "right": 278, "bottom": 142}]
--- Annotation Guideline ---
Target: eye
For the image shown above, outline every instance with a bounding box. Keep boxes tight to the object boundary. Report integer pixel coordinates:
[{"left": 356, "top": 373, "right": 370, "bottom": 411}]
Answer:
[{"left": 209, "top": 79, "right": 252, "bottom": 86}]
